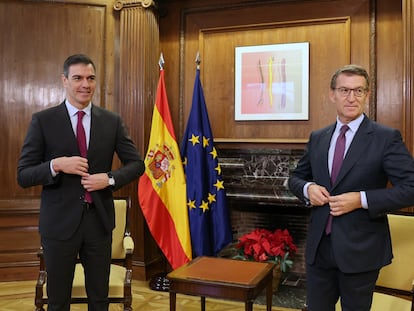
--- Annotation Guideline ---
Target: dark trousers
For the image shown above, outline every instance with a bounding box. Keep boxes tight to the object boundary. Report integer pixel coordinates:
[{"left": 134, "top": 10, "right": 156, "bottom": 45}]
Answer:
[
  {"left": 41, "top": 207, "right": 112, "bottom": 311},
  {"left": 306, "top": 235, "right": 379, "bottom": 311}
]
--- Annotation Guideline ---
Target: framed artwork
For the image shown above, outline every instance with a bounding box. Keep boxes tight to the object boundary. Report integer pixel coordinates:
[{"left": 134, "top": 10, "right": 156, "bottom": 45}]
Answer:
[{"left": 235, "top": 42, "right": 309, "bottom": 121}]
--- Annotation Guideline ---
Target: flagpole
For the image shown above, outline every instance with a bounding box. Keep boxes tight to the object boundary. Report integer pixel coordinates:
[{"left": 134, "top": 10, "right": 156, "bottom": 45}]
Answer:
[{"left": 149, "top": 51, "right": 171, "bottom": 292}]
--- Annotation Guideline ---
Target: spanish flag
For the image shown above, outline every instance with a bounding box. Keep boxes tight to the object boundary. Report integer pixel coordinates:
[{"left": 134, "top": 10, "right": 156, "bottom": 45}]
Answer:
[{"left": 138, "top": 66, "right": 192, "bottom": 269}]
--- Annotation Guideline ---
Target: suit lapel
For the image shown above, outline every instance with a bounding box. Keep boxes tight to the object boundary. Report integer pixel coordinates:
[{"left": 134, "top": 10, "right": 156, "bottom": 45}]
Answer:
[
  {"left": 333, "top": 116, "right": 372, "bottom": 187},
  {"left": 57, "top": 102, "right": 79, "bottom": 153},
  {"left": 87, "top": 104, "right": 102, "bottom": 156},
  {"left": 320, "top": 125, "right": 335, "bottom": 185}
]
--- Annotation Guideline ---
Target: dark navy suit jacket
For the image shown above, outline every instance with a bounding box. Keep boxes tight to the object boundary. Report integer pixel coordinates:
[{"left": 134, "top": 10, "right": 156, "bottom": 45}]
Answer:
[
  {"left": 289, "top": 115, "right": 414, "bottom": 273},
  {"left": 17, "top": 102, "right": 144, "bottom": 240}
]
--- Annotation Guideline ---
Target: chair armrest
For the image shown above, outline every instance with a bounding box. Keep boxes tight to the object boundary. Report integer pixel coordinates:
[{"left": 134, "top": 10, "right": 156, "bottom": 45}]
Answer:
[
  {"left": 411, "top": 279, "right": 414, "bottom": 306},
  {"left": 123, "top": 236, "right": 134, "bottom": 253},
  {"left": 37, "top": 247, "right": 46, "bottom": 271}
]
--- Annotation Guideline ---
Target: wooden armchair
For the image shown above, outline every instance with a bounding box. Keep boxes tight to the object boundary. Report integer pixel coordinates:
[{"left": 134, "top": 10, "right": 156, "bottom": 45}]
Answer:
[
  {"left": 35, "top": 197, "right": 134, "bottom": 311},
  {"left": 335, "top": 213, "right": 414, "bottom": 311}
]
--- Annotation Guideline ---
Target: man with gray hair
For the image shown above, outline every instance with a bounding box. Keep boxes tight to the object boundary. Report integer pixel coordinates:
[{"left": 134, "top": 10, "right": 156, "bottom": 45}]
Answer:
[{"left": 289, "top": 64, "right": 414, "bottom": 311}]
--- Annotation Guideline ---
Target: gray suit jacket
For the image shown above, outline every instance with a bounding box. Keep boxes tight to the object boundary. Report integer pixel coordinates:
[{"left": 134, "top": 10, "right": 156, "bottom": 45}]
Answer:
[
  {"left": 17, "top": 102, "right": 144, "bottom": 240},
  {"left": 289, "top": 115, "right": 414, "bottom": 273}
]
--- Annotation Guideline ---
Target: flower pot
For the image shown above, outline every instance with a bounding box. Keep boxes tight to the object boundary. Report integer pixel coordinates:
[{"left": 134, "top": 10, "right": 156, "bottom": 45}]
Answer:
[{"left": 272, "top": 265, "right": 282, "bottom": 292}]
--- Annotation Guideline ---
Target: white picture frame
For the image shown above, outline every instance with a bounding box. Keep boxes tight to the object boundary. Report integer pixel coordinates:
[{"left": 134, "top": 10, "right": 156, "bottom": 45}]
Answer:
[{"left": 235, "top": 42, "right": 309, "bottom": 121}]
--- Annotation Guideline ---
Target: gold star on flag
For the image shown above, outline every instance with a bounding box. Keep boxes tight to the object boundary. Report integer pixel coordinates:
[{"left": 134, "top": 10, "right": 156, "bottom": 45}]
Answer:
[
  {"left": 187, "top": 199, "right": 196, "bottom": 210},
  {"left": 189, "top": 134, "right": 200, "bottom": 146},
  {"left": 182, "top": 157, "right": 187, "bottom": 166},
  {"left": 207, "top": 193, "right": 216, "bottom": 204},
  {"left": 215, "top": 164, "right": 221, "bottom": 175},
  {"left": 199, "top": 200, "right": 209, "bottom": 212},
  {"left": 203, "top": 136, "right": 210, "bottom": 148},
  {"left": 213, "top": 180, "right": 224, "bottom": 191},
  {"left": 210, "top": 147, "right": 217, "bottom": 159}
]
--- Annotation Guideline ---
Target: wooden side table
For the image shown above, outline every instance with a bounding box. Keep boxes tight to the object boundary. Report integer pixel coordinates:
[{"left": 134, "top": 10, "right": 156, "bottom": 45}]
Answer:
[{"left": 167, "top": 256, "right": 274, "bottom": 311}]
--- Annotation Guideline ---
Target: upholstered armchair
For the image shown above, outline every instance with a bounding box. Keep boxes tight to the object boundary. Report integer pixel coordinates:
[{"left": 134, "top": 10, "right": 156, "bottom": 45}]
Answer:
[
  {"left": 35, "top": 197, "right": 134, "bottom": 311},
  {"left": 335, "top": 213, "right": 414, "bottom": 311}
]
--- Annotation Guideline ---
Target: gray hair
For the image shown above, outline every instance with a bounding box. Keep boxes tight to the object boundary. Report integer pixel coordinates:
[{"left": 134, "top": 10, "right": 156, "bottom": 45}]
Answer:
[{"left": 330, "top": 64, "right": 370, "bottom": 90}]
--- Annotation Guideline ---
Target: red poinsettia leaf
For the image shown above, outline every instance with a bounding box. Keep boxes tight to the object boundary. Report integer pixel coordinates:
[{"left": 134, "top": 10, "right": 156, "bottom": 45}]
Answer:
[
  {"left": 262, "top": 239, "right": 271, "bottom": 254},
  {"left": 235, "top": 227, "right": 297, "bottom": 267},
  {"left": 258, "top": 252, "right": 269, "bottom": 262}
]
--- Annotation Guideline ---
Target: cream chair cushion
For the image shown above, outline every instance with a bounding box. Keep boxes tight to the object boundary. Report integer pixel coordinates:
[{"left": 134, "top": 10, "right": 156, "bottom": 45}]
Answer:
[
  {"left": 71, "top": 199, "right": 133, "bottom": 298},
  {"left": 376, "top": 214, "right": 414, "bottom": 291},
  {"left": 336, "top": 293, "right": 411, "bottom": 311},
  {"left": 72, "top": 264, "right": 127, "bottom": 298}
]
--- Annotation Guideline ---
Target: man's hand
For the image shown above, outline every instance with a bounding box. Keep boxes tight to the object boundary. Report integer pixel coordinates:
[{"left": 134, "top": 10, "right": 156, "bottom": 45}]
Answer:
[
  {"left": 328, "top": 192, "right": 362, "bottom": 216},
  {"left": 81, "top": 173, "right": 111, "bottom": 191},
  {"left": 52, "top": 156, "right": 89, "bottom": 177},
  {"left": 308, "top": 183, "right": 330, "bottom": 206}
]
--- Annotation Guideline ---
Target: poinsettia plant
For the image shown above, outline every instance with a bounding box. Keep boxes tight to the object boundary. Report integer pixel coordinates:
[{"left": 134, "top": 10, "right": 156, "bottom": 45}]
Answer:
[{"left": 233, "top": 228, "right": 297, "bottom": 272}]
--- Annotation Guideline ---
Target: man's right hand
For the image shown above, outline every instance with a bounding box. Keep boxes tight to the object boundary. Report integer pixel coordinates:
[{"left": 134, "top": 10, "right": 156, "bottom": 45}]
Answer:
[
  {"left": 308, "top": 183, "right": 330, "bottom": 207},
  {"left": 52, "top": 156, "right": 89, "bottom": 177}
]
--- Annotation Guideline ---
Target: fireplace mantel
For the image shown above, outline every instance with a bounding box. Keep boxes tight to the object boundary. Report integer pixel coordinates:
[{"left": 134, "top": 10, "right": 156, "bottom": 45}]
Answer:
[{"left": 219, "top": 148, "right": 305, "bottom": 207}]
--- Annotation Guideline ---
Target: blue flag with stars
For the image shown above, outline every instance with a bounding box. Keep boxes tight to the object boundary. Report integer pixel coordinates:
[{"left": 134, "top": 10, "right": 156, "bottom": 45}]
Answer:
[{"left": 180, "top": 68, "right": 233, "bottom": 257}]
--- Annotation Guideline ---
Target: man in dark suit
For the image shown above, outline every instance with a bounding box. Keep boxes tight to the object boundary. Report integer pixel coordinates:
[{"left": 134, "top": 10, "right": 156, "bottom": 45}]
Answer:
[
  {"left": 288, "top": 64, "right": 414, "bottom": 311},
  {"left": 17, "top": 54, "right": 145, "bottom": 311}
]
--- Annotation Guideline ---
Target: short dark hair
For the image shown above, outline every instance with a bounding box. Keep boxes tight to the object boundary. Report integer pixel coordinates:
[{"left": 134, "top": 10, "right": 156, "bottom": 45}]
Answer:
[
  {"left": 330, "top": 64, "right": 370, "bottom": 90},
  {"left": 63, "top": 54, "right": 96, "bottom": 77}
]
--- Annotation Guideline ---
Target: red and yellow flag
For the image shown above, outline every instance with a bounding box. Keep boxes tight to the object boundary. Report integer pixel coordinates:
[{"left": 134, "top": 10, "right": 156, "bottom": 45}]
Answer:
[{"left": 138, "top": 69, "right": 192, "bottom": 269}]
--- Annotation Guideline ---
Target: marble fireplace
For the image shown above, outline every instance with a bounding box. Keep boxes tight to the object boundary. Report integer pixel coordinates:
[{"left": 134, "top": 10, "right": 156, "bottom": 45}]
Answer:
[{"left": 219, "top": 148, "right": 309, "bottom": 276}]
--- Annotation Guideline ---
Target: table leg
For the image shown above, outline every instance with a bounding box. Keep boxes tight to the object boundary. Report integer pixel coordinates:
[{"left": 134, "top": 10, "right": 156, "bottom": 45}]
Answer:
[
  {"left": 245, "top": 301, "right": 253, "bottom": 311},
  {"left": 169, "top": 292, "right": 176, "bottom": 311},
  {"left": 266, "top": 280, "right": 273, "bottom": 311},
  {"left": 201, "top": 296, "right": 206, "bottom": 311}
]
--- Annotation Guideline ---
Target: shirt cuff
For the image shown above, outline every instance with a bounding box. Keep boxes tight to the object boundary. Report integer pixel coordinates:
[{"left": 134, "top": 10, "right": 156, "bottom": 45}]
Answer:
[
  {"left": 360, "top": 191, "right": 368, "bottom": 209},
  {"left": 303, "top": 182, "right": 315, "bottom": 199},
  {"left": 50, "top": 160, "right": 58, "bottom": 177}
]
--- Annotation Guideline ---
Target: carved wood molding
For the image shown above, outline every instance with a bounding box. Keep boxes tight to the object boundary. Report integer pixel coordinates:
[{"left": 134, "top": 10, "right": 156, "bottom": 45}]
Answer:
[
  {"left": 214, "top": 138, "right": 309, "bottom": 144},
  {"left": 115, "top": 0, "right": 161, "bottom": 278},
  {"left": 369, "top": 0, "right": 377, "bottom": 120},
  {"left": 113, "top": 0, "right": 155, "bottom": 10},
  {"left": 403, "top": 0, "right": 414, "bottom": 152},
  {"left": 0, "top": 199, "right": 40, "bottom": 214}
]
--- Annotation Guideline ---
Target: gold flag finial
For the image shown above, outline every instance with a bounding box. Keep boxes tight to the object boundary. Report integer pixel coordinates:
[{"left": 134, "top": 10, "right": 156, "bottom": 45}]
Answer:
[
  {"left": 195, "top": 52, "right": 201, "bottom": 70},
  {"left": 159, "top": 53, "right": 165, "bottom": 70}
]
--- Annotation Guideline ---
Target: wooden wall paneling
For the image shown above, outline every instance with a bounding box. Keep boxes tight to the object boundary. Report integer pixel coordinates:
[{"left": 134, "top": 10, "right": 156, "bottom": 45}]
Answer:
[
  {"left": 403, "top": 0, "right": 413, "bottom": 153},
  {"left": 1, "top": 1, "right": 106, "bottom": 199},
  {"left": 376, "top": 0, "right": 403, "bottom": 133},
  {"left": 115, "top": 1, "right": 165, "bottom": 280},
  {"left": 197, "top": 18, "right": 352, "bottom": 142},
  {"left": 401, "top": 0, "right": 414, "bottom": 213},
  {"left": 0, "top": 0, "right": 115, "bottom": 281},
  {"left": 0, "top": 199, "right": 40, "bottom": 280},
  {"left": 179, "top": 0, "right": 371, "bottom": 149}
]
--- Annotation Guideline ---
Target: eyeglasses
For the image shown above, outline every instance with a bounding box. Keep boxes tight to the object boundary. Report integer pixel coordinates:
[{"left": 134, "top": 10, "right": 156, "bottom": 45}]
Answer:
[{"left": 334, "top": 87, "right": 368, "bottom": 97}]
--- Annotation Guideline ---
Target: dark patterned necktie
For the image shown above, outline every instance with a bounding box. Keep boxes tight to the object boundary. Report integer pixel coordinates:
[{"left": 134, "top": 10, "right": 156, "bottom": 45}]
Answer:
[
  {"left": 325, "top": 125, "right": 349, "bottom": 234},
  {"left": 76, "top": 111, "right": 92, "bottom": 203}
]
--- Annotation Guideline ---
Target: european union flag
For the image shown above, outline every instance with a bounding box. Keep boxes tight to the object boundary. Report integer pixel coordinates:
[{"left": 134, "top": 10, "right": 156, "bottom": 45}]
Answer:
[{"left": 180, "top": 68, "right": 233, "bottom": 257}]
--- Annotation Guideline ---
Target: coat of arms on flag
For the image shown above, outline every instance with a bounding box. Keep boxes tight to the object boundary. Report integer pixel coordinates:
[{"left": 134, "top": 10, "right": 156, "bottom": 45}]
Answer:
[{"left": 146, "top": 144, "right": 176, "bottom": 185}]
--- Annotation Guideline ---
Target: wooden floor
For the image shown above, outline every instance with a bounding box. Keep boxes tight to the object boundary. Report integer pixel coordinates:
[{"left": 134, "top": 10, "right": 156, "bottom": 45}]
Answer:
[{"left": 0, "top": 279, "right": 300, "bottom": 311}]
